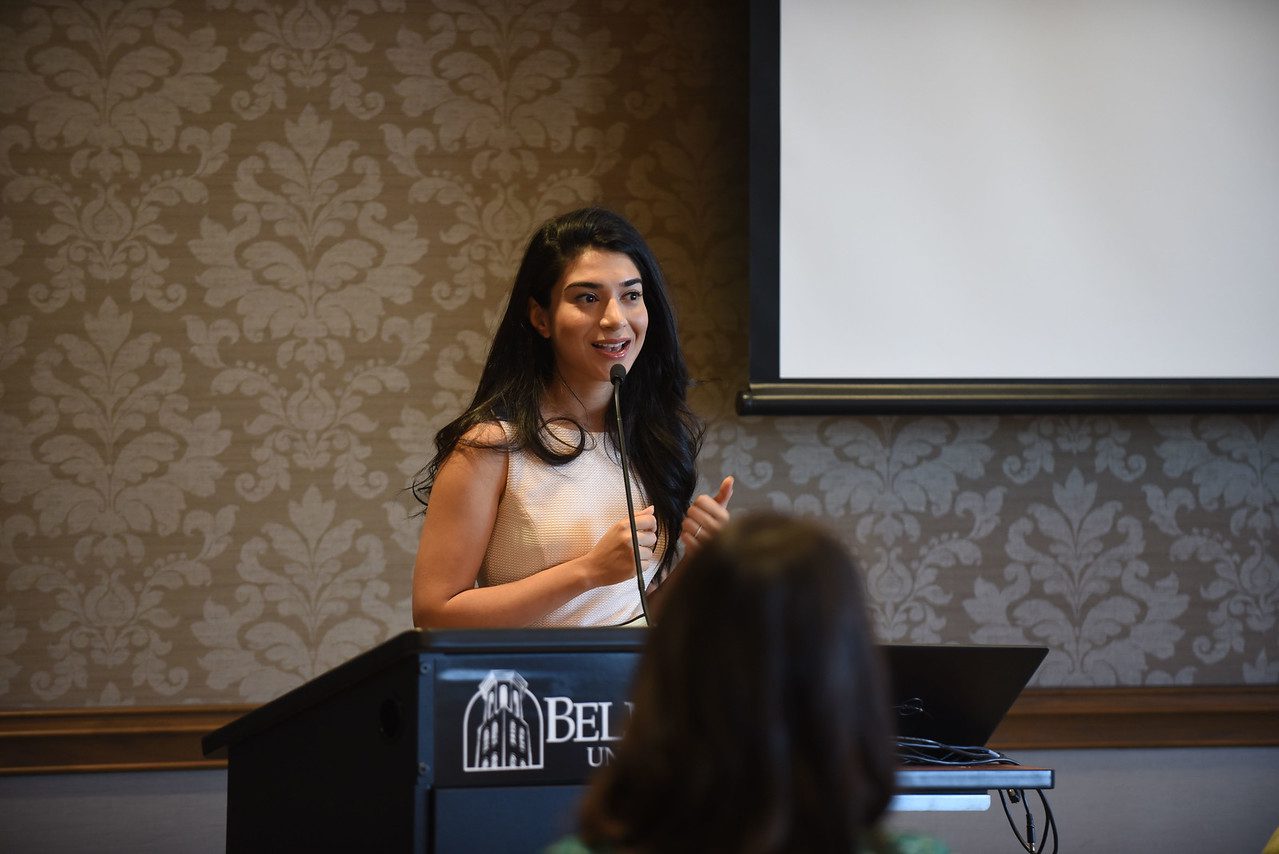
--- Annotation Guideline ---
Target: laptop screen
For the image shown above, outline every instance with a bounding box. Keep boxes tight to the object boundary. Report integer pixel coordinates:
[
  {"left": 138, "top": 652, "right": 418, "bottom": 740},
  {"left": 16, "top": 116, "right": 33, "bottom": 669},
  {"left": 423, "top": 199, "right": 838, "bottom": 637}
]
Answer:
[{"left": 880, "top": 644, "right": 1048, "bottom": 747}]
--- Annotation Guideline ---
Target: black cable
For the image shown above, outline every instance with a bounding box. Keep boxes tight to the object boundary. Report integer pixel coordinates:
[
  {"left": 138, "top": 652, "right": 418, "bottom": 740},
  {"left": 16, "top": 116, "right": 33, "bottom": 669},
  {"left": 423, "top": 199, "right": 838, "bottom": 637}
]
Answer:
[
  {"left": 998, "top": 788, "right": 1030, "bottom": 852},
  {"left": 895, "top": 735, "right": 1017, "bottom": 766},
  {"left": 1025, "top": 792, "right": 1035, "bottom": 850},
  {"left": 1037, "top": 788, "right": 1059, "bottom": 854},
  {"left": 998, "top": 787, "right": 1058, "bottom": 854}
]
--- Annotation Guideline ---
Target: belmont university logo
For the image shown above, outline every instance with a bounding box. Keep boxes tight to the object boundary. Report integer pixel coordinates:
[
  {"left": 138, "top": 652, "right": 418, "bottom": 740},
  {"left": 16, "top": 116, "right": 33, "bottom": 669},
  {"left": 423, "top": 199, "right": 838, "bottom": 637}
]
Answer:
[
  {"left": 463, "top": 670, "right": 544, "bottom": 771},
  {"left": 462, "top": 669, "right": 632, "bottom": 773}
]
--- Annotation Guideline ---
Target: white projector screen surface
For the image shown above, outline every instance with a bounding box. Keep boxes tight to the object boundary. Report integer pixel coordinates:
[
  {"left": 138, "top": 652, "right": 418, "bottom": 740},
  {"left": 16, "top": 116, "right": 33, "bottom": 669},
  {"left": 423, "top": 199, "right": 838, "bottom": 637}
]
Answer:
[{"left": 778, "top": 1, "right": 1279, "bottom": 381}]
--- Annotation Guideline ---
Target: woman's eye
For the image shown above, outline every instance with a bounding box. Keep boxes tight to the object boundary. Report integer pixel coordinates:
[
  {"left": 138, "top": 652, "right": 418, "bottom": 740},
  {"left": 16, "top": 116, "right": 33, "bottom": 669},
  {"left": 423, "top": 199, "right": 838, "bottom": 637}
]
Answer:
[
  {"left": 625, "top": 291, "right": 643, "bottom": 302},
  {"left": 577, "top": 293, "right": 597, "bottom": 303}
]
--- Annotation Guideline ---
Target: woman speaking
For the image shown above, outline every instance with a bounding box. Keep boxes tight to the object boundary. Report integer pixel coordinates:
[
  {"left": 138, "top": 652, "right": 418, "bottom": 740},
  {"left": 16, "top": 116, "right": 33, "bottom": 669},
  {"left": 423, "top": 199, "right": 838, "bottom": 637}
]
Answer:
[{"left": 411, "top": 207, "right": 732, "bottom": 628}]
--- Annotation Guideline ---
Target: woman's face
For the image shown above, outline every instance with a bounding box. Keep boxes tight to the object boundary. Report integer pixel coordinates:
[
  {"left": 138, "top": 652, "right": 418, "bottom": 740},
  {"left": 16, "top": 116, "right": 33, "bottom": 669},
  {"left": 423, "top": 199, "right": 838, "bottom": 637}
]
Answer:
[{"left": 529, "top": 248, "right": 649, "bottom": 388}]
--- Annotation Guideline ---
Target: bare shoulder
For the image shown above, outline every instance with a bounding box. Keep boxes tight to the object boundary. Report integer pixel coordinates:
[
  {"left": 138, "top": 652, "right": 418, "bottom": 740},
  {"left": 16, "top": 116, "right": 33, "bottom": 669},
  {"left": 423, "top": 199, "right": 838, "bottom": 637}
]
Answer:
[
  {"left": 444, "top": 420, "right": 510, "bottom": 474},
  {"left": 433, "top": 420, "right": 508, "bottom": 503},
  {"left": 459, "top": 420, "right": 510, "bottom": 448}
]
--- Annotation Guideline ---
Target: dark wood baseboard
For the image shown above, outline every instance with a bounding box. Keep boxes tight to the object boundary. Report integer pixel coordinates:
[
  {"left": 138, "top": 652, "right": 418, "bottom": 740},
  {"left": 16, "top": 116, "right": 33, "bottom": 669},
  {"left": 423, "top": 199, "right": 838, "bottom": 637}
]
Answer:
[
  {"left": 0, "top": 705, "right": 252, "bottom": 775},
  {"left": 989, "top": 685, "right": 1279, "bottom": 750},
  {"left": 2, "top": 686, "right": 1276, "bottom": 775}
]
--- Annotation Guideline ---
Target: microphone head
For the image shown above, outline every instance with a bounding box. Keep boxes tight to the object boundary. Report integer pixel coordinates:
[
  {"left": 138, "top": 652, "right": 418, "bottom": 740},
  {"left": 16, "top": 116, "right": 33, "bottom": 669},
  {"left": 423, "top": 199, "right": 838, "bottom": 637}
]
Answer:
[{"left": 610, "top": 363, "right": 627, "bottom": 385}]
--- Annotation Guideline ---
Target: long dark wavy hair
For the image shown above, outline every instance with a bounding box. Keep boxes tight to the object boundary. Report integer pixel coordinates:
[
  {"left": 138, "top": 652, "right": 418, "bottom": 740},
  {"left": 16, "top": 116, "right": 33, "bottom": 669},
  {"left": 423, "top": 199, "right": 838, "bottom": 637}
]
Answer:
[
  {"left": 576, "top": 513, "right": 898, "bottom": 853},
  {"left": 412, "top": 207, "right": 701, "bottom": 575}
]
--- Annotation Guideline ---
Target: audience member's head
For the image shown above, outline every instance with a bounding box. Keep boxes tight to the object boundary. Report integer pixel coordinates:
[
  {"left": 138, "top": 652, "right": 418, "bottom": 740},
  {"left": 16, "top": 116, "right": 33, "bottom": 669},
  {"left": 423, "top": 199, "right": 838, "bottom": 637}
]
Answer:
[{"left": 576, "top": 512, "right": 896, "bottom": 853}]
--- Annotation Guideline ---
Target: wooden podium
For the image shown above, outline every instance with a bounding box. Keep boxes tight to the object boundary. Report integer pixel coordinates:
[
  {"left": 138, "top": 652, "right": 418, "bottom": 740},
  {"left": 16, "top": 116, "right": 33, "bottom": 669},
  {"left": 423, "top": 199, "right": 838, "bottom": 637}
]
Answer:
[
  {"left": 204, "top": 629, "right": 1053, "bottom": 852},
  {"left": 204, "top": 629, "right": 646, "bottom": 852}
]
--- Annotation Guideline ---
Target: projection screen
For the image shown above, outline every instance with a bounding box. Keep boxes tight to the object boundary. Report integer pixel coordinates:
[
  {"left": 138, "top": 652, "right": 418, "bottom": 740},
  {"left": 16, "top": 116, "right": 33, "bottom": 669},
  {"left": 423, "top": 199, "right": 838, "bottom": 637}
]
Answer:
[{"left": 741, "top": 0, "right": 1279, "bottom": 413}]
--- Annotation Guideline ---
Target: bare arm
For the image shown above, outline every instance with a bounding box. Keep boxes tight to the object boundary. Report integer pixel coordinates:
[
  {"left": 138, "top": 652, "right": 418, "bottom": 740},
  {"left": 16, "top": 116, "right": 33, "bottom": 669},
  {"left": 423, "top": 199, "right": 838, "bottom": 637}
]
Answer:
[{"left": 412, "top": 423, "right": 658, "bottom": 628}]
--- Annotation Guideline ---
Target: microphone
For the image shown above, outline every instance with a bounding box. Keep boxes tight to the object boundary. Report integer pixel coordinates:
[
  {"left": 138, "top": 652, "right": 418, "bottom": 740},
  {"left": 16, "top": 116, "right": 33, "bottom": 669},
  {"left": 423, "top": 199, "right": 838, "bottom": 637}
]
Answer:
[{"left": 610, "top": 363, "right": 651, "bottom": 624}]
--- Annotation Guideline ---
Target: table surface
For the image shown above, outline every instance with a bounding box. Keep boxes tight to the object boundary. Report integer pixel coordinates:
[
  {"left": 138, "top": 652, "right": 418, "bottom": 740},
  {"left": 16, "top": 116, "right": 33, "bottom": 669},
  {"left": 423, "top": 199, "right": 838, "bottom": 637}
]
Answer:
[{"left": 897, "top": 764, "right": 1054, "bottom": 792}]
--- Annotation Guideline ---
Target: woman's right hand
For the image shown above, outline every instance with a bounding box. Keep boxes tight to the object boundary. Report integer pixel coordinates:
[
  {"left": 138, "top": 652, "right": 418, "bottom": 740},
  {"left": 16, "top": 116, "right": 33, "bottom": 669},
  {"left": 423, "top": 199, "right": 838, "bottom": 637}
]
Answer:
[{"left": 584, "top": 505, "right": 657, "bottom": 588}]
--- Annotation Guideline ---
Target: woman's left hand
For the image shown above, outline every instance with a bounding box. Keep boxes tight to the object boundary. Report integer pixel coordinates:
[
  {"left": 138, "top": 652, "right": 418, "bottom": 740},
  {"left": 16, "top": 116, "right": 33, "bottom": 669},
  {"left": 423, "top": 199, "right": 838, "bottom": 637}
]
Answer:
[{"left": 679, "top": 475, "right": 734, "bottom": 556}]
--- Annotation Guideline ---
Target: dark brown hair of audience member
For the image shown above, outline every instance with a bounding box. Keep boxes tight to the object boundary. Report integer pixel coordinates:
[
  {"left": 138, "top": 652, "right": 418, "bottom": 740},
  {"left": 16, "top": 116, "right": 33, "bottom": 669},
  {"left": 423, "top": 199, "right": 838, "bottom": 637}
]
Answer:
[{"left": 576, "top": 512, "right": 897, "bottom": 853}]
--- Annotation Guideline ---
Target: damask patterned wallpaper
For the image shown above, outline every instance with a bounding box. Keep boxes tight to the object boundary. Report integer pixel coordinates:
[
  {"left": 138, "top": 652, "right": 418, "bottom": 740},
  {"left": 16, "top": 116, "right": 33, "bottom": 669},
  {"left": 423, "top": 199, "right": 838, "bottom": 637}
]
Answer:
[{"left": 0, "top": 1, "right": 1274, "bottom": 709}]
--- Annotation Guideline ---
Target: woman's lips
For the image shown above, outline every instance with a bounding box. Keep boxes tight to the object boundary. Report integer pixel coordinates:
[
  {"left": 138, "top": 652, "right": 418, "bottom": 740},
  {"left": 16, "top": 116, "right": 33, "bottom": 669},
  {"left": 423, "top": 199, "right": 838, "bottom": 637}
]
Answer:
[{"left": 592, "top": 339, "right": 630, "bottom": 358}]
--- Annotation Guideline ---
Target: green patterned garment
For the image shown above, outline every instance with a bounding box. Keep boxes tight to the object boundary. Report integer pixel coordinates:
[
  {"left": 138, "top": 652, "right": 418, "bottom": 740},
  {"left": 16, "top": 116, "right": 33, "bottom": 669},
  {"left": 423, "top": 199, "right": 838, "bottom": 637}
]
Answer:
[{"left": 545, "top": 830, "right": 949, "bottom": 854}]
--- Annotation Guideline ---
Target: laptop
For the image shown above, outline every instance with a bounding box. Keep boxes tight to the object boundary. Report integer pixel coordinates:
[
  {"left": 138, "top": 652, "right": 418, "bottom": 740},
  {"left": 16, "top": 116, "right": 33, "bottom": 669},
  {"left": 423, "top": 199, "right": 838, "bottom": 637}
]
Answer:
[{"left": 880, "top": 644, "right": 1048, "bottom": 747}]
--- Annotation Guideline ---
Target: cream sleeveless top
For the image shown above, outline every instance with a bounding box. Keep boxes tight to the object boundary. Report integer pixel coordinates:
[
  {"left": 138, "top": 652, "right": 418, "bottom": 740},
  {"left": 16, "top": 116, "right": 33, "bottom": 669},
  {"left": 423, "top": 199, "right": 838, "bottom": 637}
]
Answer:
[{"left": 478, "top": 422, "right": 664, "bottom": 627}]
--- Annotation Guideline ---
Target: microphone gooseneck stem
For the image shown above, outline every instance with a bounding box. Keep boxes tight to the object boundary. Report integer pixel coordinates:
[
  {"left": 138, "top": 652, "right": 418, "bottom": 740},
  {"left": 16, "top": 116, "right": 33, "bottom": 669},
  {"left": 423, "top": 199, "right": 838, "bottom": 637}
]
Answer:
[{"left": 611, "top": 369, "right": 650, "bottom": 624}]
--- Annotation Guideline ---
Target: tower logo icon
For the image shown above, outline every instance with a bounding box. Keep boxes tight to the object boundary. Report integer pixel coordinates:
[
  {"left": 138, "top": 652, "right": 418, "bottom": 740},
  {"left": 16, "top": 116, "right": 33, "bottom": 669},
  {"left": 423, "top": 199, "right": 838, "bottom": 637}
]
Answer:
[{"left": 462, "top": 670, "right": 545, "bottom": 772}]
